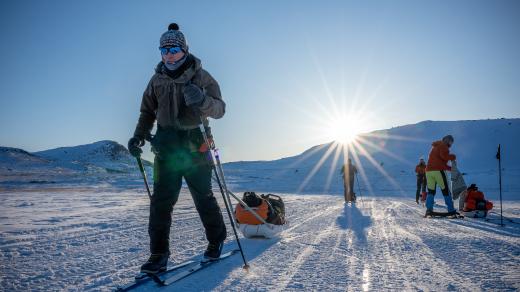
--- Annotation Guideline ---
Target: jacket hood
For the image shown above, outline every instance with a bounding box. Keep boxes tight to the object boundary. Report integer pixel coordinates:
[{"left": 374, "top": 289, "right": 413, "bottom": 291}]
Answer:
[
  {"left": 432, "top": 140, "right": 443, "bottom": 147},
  {"left": 154, "top": 54, "right": 202, "bottom": 83}
]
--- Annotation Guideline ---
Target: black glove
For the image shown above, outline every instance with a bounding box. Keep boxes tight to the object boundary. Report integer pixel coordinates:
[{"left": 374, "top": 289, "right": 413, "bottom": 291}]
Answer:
[
  {"left": 183, "top": 83, "right": 205, "bottom": 107},
  {"left": 128, "top": 136, "right": 145, "bottom": 158}
]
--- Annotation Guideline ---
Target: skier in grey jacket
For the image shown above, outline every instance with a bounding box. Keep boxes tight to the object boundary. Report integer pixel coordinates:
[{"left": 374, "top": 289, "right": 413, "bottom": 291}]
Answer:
[{"left": 128, "top": 23, "right": 227, "bottom": 274}]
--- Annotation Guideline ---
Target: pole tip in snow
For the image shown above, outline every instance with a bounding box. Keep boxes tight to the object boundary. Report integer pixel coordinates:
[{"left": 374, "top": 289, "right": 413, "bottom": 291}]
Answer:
[{"left": 243, "top": 264, "right": 250, "bottom": 271}]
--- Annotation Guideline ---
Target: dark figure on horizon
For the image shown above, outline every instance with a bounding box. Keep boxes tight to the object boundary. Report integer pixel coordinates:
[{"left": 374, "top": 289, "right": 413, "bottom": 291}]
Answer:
[
  {"left": 341, "top": 158, "right": 358, "bottom": 203},
  {"left": 415, "top": 158, "right": 427, "bottom": 204}
]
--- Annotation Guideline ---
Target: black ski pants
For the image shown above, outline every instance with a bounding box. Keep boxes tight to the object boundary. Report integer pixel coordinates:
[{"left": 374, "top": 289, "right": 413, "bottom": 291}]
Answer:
[
  {"left": 343, "top": 176, "right": 355, "bottom": 202},
  {"left": 148, "top": 146, "right": 226, "bottom": 255},
  {"left": 416, "top": 174, "right": 427, "bottom": 202}
]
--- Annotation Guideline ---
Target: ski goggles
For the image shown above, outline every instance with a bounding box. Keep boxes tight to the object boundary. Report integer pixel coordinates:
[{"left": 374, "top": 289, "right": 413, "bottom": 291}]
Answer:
[{"left": 160, "top": 46, "right": 183, "bottom": 55}]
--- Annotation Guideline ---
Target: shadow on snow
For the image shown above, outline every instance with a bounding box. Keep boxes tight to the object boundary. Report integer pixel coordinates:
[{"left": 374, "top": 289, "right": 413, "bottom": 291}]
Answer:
[{"left": 336, "top": 203, "right": 373, "bottom": 244}]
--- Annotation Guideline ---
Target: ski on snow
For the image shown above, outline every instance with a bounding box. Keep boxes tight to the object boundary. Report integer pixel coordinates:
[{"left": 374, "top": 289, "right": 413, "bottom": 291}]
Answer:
[
  {"left": 116, "top": 259, "right": 195, "bottom": 291},
  {"left": 117, "top": 250, "right": 239, "bottom": 290},
  {"left": 424, "top": 211, "right": 464, "bottom": 219},
  {"left": 158, "top": 249, "right": 239, "bottom": 286}
]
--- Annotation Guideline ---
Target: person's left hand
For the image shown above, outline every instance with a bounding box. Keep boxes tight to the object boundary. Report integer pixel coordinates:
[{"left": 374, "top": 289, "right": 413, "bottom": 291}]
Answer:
[{"left": 183, "top": 83, "right": 205, "bottom": 107}]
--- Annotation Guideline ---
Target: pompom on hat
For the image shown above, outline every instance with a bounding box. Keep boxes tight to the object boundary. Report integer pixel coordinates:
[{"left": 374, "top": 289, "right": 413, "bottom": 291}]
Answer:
[{"left": 160, "top": 23, "right": 188, "bottom": 52}]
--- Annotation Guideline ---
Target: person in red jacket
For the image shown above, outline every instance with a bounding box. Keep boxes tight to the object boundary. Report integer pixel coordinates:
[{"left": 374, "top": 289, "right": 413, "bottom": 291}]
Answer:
[
  {"left": 462, "top": 184, "right": 493, "bottom": 217},
  {"left": 425, "top": 135, "right": 457, "bottom": 216},
  {"left": 415, "top": 158, "right": 427, "bottom": 204}
]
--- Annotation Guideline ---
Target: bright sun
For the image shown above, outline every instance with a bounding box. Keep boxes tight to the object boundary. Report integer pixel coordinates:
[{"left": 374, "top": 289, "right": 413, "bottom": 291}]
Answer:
[{"left": 326, "top": 115, "right": 364, "bottom": 144}]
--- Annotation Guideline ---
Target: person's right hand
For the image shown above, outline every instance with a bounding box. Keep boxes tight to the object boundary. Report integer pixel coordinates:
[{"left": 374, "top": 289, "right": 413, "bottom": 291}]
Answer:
[
  {"left": 183, "top": 83, "right": 205, "bottom": 107},
  {"left": 128, "top": 136, "right": 145, "bottom": 158}
]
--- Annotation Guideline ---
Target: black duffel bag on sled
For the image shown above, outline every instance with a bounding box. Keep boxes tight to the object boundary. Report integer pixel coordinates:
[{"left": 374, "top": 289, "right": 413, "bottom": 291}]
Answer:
[{"left": 261, "top": 194, "right": 286, "bottom": 225}]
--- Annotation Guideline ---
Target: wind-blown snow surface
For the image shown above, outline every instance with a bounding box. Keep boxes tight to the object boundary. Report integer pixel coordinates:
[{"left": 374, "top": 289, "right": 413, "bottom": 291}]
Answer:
[{"left": 1, "top": 187, "right": 519, "bottom": 291}]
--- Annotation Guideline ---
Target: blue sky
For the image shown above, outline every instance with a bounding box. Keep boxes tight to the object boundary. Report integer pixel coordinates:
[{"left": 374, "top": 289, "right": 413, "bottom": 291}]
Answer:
[{"left": 0, "top": 0, "right": 519, "bottom": 162}]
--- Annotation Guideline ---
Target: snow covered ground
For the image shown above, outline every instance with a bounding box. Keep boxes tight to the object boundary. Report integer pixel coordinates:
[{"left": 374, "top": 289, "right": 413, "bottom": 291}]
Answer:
[{"left": 1, "top": 186, "right": 519, "bottom": 291}]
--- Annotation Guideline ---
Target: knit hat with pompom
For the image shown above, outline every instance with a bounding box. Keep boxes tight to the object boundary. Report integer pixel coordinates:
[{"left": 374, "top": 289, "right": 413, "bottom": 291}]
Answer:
[{"left": 159, "top": 23, "right": 188, "bottom": 52}]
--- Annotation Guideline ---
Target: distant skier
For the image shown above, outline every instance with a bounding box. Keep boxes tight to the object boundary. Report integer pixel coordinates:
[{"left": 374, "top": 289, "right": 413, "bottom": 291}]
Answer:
[
  {"left": 425, "top": 135, "right": 457, "bottom": 216},
  {"left": 341, "top": 158, "right": 358, "bottom": 202},
  {"left": 127, "top": 23, "right": 227, "bottom": 274},
  {"left": 415, "top": 158, "right": 427, "bottom": 204}
]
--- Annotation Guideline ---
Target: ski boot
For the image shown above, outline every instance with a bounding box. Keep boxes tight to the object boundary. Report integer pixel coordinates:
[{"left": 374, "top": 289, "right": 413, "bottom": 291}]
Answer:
[
  {"left": 421, "top": 192, "right": 427, "bottom": 203},
  {"left": 202, "top": 241, "right": 223, "bottom": 262},
  {"left": 424, "top": 209, "right": 434, "bottom": 218},
  {"left": 140, "top": 253, "right": 169, "bottom": 274}
]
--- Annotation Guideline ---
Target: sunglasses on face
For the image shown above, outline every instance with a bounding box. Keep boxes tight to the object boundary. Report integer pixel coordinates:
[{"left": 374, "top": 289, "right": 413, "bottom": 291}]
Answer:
[{"left": 160, "top": 47, "right": 183, "bottom": 55}]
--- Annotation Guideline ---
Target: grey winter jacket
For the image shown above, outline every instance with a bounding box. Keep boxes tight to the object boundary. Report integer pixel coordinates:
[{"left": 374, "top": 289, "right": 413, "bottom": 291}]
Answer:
[{"left": 133, "top": 55, "right": 225, "bottom": 138}]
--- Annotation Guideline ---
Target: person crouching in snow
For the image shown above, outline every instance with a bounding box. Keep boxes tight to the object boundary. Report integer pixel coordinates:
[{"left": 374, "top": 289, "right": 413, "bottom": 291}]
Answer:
[
  {"left": 127, "top": 23, "right": 227, "bottom": 274},
  {"left": 415, "top": 158, "right": 427, "bottom": 204},
  {"left": 460, "top": 184, "right": 493, "bottom": 218},
  {"left": 425, "top": 135, "right": 457, "bottom": 216}
]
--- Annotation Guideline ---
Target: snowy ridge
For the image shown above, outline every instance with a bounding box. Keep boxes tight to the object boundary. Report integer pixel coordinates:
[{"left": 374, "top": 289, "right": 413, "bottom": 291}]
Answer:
[
  {"left": 0, "top": 146, "right": 50, "bottom": 167},
  {"left": 0, "top": 141, "right": 152, "bottom": 187},
  {"left": 36, "top": 140, "right": 140, "bottom": 173},
  {"left": 0, "top": 146, "right": 76, "bottom": 185},
  {"left": 224, "top": 118, "right": 520, "bottom": 199}
]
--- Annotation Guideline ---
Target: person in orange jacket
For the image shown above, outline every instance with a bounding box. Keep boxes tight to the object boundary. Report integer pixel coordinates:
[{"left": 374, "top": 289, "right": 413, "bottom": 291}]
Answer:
[
  {"left": 415, "top": 158, "right": 427, "bottom": 204},
  {"left": 425, "top": 135, "right": 457, "bottom": 216}
]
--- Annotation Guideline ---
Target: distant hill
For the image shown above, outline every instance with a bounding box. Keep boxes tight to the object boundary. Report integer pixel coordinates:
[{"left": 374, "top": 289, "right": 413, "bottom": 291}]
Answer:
[
  {"left": 0, "top": 146, "right": 51, "bottom": 168},
  {"left": 223, "top": 118, "right": 520, "bottom": 199},
  {"left": 35, "top": 140, "right": 143, "bottom": 173},
  {"left": 0, "top": 141, "right": 152, "bottom": 186}
]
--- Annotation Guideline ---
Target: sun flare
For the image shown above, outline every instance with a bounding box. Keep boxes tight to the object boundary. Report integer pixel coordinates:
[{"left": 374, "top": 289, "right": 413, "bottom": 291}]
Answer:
[
  {"left": 290, "top": 51, "right": 408, "bottom": 194},
  {"left": 325, "top": 115, "right": 365, "bottom": 145}
]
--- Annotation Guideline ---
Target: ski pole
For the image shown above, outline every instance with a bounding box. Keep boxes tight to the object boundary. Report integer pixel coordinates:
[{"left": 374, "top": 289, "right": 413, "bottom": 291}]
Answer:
[
  {"left": 136, "top": 156, "right": 152, "bottom": 200},
  {"left": 196, "top": 118, "right": 250, "bottom": 270},
  {"left": 497, "top": 144, "right": 504, "bottom": 227}
]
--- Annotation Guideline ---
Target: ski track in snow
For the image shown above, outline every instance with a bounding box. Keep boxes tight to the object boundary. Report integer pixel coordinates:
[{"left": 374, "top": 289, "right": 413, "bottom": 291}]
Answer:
[{"left": 1, "top": 188, "right": 519, "bottom": 291}]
